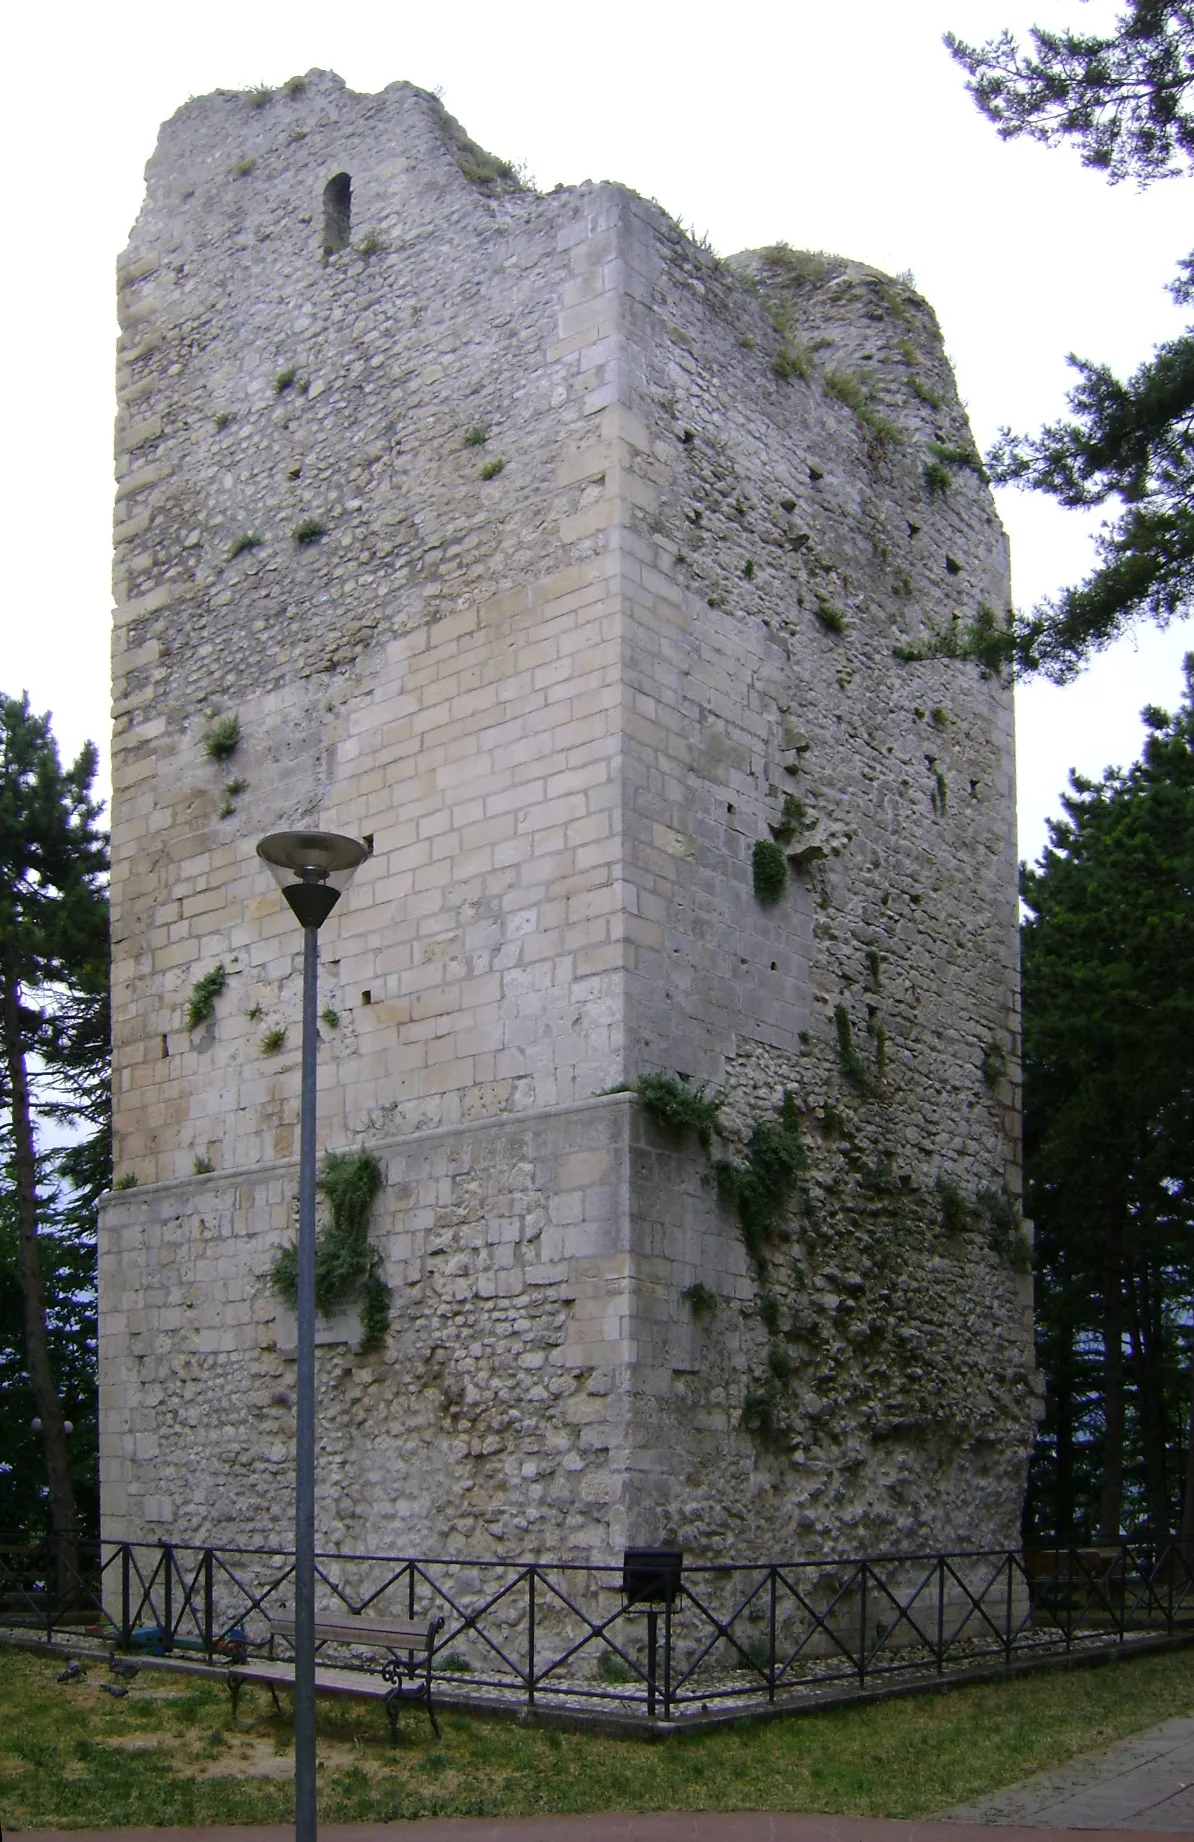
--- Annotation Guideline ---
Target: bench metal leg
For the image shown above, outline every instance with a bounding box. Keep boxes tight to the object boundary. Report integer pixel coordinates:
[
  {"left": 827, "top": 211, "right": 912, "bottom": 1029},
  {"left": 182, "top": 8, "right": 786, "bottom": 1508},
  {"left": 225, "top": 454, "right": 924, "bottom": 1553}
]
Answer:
[
  {"left": 228, "top": 1675, "right": 241, "bottom": 1720},
  {"left": 269, "top": 1683, "right": 283, "bottom": 1717},
  {"left": 425, "top": 1687, "right": 441, "bottom": 1740},
  {"left": 385, "top": 1688, "right": 401, "bottom": 1746}
]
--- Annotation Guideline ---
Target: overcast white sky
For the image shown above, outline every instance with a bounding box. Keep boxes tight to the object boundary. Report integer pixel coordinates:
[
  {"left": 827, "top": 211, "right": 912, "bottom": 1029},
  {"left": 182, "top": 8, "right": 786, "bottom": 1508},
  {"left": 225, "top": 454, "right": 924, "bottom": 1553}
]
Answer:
[{"left": 3, "top": 0, "right": 1190, "bottom": 869}]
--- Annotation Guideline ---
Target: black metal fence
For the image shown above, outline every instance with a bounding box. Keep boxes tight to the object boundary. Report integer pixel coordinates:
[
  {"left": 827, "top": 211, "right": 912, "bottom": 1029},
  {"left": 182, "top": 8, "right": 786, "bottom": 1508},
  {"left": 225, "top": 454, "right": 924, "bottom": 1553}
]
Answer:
[{"left": 3, "top": 1535, "right": 1193, "bottom": 1725}]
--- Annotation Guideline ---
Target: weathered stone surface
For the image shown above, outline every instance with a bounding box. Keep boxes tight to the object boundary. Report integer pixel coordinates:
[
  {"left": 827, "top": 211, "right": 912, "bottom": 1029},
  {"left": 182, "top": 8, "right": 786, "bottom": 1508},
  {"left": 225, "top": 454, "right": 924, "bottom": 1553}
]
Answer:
[{"left": 100, "top": 71, "right": 1038, "bottom": 1565}]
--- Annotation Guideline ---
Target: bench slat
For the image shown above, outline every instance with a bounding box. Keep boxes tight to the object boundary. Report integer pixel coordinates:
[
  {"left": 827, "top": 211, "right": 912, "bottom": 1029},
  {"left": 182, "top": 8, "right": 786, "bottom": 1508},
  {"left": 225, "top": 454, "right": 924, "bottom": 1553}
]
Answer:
[{"left": 270, "top": 1615, "right": 432, "bottom": 1648}]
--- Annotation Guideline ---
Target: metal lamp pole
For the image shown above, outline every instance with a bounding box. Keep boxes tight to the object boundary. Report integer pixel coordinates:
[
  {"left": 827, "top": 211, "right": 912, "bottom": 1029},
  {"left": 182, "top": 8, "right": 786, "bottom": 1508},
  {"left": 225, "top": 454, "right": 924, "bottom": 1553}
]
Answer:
[{"left": 256, "top": 831, "right": 368, "bottom": 1842}]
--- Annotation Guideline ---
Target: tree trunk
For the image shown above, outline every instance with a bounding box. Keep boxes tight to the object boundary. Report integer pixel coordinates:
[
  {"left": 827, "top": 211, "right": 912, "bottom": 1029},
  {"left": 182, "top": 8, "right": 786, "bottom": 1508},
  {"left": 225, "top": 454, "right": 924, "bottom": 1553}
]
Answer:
[
  {"left": 1, "top": 972, "right": 78, "bottom": 1551},
  {"left": 1127, "top": 1261, "right": 1170, "bottom": 1538},
  {"left": 1051, "top": 1329, "right": 1076, "bottom": 1544},
  {"left": 1098, "top": 1260, "right": 1126, "bottom": 1542},
  {"left": 1181, "top": 1348, "right": 1194, "bottom": 1548}
]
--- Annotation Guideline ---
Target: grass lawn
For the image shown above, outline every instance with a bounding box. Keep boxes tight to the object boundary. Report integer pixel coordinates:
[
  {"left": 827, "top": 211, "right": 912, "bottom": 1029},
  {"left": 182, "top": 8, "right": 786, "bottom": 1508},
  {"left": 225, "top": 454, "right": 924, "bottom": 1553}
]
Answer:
[{"left": 3, "top": 1642, "right": 1194, "bottom": 1828}]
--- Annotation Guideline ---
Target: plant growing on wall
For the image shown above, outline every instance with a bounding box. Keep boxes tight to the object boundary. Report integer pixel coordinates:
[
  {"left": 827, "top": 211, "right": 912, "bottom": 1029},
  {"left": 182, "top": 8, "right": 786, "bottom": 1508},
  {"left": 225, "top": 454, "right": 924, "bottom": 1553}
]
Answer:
[
  {"left": 635, "top": 1073, "right": 723, "bottom": 1149},
  {"left": 186, "top": 965, "right": 227, "bottom": 1030},
  {"left": 714, "top": 1091, "right": 808, "bottom": 1269},
  {"left": 204, "top": 716, "right": 240, "bottom": 762},
  {"left": 270, "top": 1149, "right": 390, "bottom": 1348},
  {"left": 752, "top": 838, "right": 788, "bottom": 904}
]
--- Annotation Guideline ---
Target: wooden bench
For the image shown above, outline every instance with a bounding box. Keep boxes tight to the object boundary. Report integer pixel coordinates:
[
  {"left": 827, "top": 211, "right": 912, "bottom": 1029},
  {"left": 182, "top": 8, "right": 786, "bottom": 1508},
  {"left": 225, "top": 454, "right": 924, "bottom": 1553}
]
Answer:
[{"left": 227, "top": 1612, "right": 445, "bottom": 1741}]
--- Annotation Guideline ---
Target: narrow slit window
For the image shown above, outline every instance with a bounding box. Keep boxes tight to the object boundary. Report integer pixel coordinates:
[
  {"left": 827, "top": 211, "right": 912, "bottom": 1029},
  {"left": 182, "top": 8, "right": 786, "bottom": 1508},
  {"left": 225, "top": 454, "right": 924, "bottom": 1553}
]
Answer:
[{"left": 323, "top": 173, "right": 351, "bottom": 255}]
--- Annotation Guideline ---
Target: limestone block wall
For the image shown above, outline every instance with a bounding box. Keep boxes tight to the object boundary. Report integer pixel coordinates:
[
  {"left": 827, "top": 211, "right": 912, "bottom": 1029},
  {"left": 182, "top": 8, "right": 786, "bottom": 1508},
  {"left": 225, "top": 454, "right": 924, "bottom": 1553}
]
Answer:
[{"left": 100, "top": 71, "right": 1038, "bottom": 1565}]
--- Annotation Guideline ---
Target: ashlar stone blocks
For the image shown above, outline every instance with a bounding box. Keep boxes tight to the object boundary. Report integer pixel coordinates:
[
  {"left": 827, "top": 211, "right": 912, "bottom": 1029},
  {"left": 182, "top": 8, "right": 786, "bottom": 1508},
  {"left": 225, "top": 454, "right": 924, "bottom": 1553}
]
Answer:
[{"left": 101, "top": 71, "right": 1039, "bottom": 1565}]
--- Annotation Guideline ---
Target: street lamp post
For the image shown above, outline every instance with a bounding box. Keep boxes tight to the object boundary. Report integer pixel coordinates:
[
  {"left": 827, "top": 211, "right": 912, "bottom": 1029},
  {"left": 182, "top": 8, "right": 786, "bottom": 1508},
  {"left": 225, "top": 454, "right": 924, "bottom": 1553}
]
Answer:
[{"left": 256, "top": 831, "right": 369, "bottom": 1842}]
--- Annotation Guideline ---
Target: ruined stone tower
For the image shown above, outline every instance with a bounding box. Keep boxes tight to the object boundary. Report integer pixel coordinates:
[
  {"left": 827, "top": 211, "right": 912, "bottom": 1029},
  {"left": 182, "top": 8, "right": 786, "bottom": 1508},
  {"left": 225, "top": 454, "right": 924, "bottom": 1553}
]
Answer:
[{"left": 100, "top": 72, "right": 1038, "bottom": 1563}]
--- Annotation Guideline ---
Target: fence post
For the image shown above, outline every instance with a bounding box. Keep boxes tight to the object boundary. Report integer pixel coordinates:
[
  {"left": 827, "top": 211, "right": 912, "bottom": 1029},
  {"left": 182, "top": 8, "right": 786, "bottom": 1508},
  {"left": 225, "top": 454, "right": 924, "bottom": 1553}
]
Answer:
[
  {"left": 527, "top": 1567, "right": 536, "bottom": 1713},
  {"left": 162, "top": 1544, "right": 174, "bottom": 1653},
  {"left": 122, "top": 1544, "right": 132, "bottom": 1649},
  {"left": 768, "top": 1567, "right": 777, "bottom": 1704},
  {"left": 204, "top": 1548, "right": 214, "bottom": 1659},
  {"left": 646, "top": 1607, "right": 658, "bottom": 1721},
  {"left": 663, "top": 1590, "right": 673, "bottom": 1722},
  {"left": 858, "top": 1565, "right": 867, "bottom": 1687},
  {"left": 1004, "top": 1552, "right": 1014, "bottom": 1662},
  {"left": 937, "top": 1555, "right": 945, "bottom": 1674}
]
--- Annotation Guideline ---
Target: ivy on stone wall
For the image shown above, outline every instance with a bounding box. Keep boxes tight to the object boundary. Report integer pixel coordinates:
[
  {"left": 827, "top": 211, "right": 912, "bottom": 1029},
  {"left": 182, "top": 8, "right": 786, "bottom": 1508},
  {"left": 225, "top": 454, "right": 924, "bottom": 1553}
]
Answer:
[{"left": 270, "top": 1149, "right": 391, "bottom": 1349}]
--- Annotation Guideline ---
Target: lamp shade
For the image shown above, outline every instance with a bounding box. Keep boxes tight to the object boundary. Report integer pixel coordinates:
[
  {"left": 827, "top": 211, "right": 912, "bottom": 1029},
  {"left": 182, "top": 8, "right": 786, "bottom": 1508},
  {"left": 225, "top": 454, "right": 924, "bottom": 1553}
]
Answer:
[{"left": 257, "top": 831, "right": 369, "bottom": 929}]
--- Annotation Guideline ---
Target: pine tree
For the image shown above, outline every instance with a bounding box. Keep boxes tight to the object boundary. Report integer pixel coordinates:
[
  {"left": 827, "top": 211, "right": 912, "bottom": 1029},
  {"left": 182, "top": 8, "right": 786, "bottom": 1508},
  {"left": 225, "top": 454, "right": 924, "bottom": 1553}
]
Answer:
[
  {"left": 1020, "top": 658, "right": 1194, "bottom": 1536},
  {"left": 947, "top": 6, "right": 1194, "bottom": 681},
  {"left": 0, "top": 695, "right": 108, "bottom": 1539}
]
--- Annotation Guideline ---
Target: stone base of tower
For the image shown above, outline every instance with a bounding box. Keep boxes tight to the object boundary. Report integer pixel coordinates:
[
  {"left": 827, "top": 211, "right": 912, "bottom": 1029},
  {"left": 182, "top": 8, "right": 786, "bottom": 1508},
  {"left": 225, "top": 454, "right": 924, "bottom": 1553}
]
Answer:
[{"left": 99, "top": 1092, "right": 1033, "bottom": 1563}]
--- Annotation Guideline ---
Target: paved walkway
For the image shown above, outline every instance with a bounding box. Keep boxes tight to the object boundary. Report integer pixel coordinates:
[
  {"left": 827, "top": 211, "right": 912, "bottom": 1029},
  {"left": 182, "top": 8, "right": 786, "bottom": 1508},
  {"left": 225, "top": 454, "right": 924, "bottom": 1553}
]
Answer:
[
  {"left": 945, "top": 1714, "right": 1194, "bottom": 1830},
  {"left": 8, "top": 1816, "right": 1190, "bottom": 1841}
]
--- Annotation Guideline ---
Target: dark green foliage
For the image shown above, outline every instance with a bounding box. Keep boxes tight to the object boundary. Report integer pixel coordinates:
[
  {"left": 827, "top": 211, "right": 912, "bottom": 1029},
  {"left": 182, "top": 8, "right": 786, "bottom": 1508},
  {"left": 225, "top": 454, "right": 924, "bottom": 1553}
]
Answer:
[
  {"left": 937, "top": 1178, "right": 971, "bottom": 1237},
  {"left": 113, "top": 1173, "right": 137, "bottom": 1190},
  {"left": 270, "top": 1149, "right": 389, "bottom": 1349},
  {"left": 767, "top": 1341, "right": 793, "bottom": 1384},
  {"left": 203, "top": 714, "right": 240, "bottom": 762},
  {"left": 463, "top": 424, "right": 490, "bottom": 446},
  {"left": 293, "top": 518, "right": 326, "bottom": 546},
  {"left": 930, "top": 706, "right": 950, "bottom": 729},
  {"left": 635, "top": 1073, "right": 722, "bottom": 1150},
  {"left": 923, "top": 458, "right": 951, "bottom": 498},
  {"left": 275, "top": 366, "right": 297, "bottom": 392},
  {"left": 752, "top": 838, "right": 788, "bottom": 904},
  {"left": 185, "top": 965, "right": 226, "bottom": 1031},
  {"left": 948, "top": 10, "right": 1194, "bottom": 681},
  {"left": 946, "top": 10, "right": 1194, "bottom": 184},
  {"left": 892, "top": 603, "right": 1016, "bottom": 679},
  {"left": 758, "top": 1291, "right": 782, "bottom": 1333},
  {"left": 742, "top": 1384, "right": 780, "bottom": 1439},
  {"left": 714, "top": 1092, "right": 808, "bottom": 1266},
  {"left": 979, "top": 1188, "right": 1033, "bottom": 1272},
  {"left": 479, "top": 457, "right": 506, "bottom": 480},
  {"left": 834, "top": 1004, "right": 870, "bottom": 1091},
  {"left": 866, "top": 948, "right": 882, "bottom": 988},
  {"left": 982, "top": 1039, "right": 1008, "bottom": 1087},
  {"left": 1021, "top": 667, "right": 1194, "bottom": 1539},
  {"left": 0, "top": 694, "right": 109, "bottom": 1537},
  {"left": 358, "top": 1267, "right": 391, "bottom": 1346},
  {"left": 681, "top": 1281, "right": 718, "bottom": 1320},
  {"left": 987, "top": 307, "right": 1194, "bottom": 681},
  {"left": 260, "top": 1026, "right": 286, "bottom": 1054},
  {"left": 283, "top": 74, "right": 308, "bottom": 98},
  {"left": 226, "top": 534, "right": 261, "bottom": 561}
]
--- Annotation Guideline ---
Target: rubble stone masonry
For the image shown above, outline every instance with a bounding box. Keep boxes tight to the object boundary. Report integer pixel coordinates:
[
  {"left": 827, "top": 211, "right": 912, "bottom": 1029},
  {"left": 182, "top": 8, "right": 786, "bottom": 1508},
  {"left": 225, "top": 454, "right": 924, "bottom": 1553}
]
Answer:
[{"left": 100, "top": 71, "right": 1039, "bottom": 1563}]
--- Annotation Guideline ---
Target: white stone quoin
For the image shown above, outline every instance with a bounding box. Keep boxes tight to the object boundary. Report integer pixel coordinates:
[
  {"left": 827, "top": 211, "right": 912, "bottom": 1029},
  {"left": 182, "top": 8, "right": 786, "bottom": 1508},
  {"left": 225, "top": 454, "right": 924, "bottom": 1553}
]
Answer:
[{"left": 101, "top": 72, "right": 1039, "bottom": 1565}]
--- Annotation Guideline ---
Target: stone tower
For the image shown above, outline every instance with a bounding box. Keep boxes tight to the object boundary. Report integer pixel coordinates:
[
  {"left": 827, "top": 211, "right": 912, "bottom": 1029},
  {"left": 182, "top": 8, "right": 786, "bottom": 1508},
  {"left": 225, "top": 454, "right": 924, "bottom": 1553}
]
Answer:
[{"left": 100, "top": 72, "right": 1038, "bottom": 1563}]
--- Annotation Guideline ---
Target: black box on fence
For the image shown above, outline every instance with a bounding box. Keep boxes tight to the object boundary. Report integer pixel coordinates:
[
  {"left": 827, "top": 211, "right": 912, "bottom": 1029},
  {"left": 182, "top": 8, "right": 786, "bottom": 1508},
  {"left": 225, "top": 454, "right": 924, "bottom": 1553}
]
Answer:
[{"left": 622, "top": 1548, "right": 683, "bottom": 1606}]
